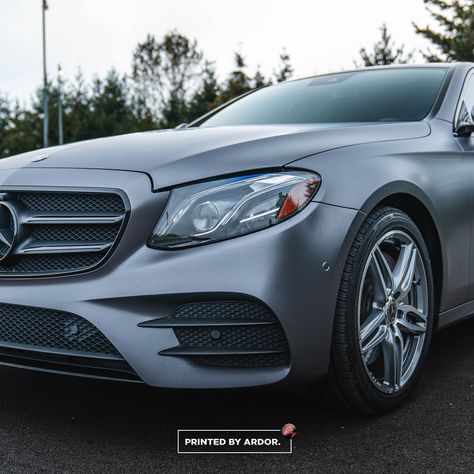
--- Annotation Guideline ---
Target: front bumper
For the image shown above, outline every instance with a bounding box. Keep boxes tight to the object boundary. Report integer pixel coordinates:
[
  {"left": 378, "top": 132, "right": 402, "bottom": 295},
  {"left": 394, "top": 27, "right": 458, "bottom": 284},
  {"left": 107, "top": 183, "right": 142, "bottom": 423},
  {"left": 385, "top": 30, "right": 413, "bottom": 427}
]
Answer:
[{"left": 0, "top": 168, "right": 363, "bottom": 388}]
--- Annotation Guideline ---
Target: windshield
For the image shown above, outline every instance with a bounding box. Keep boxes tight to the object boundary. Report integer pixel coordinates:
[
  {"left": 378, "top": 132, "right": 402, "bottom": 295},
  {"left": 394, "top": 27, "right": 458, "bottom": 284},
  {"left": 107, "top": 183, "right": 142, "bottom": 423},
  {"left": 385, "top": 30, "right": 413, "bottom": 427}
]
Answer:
[{"left": 199, "top": 68, "right": 447, "bottom": 127}]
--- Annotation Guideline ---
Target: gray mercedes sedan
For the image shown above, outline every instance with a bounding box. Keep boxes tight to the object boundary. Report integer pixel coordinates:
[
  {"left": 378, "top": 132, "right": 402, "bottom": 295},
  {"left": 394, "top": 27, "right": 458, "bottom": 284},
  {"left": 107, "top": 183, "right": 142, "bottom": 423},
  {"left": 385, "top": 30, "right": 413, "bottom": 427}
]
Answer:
[{"left": 0, "top": 63, "right": 473, "bottom": 414}]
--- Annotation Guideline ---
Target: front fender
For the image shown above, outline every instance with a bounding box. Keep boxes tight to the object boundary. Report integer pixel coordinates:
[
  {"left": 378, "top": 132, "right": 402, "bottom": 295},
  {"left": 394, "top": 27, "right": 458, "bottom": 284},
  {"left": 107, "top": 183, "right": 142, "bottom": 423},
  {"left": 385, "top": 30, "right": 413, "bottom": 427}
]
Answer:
[{"left": 290, "top": 128, "right": 470, "bottom": 311}]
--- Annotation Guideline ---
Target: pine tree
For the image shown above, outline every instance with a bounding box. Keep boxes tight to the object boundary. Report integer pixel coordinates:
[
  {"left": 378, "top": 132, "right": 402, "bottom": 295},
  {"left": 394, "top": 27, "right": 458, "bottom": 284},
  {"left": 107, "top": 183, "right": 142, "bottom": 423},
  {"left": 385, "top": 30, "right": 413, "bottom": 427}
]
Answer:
[
  {"left": 3, "top": 100, "right": 41, "bottom": 157},
  {"left": 89, "top": 70, "right": 136, "bottom": 137},
  {"left": 253, "top": 67, "right": 269, "bottom": 89},
  {"left": 218, "top": 53, "right": 253, "bottom": 103},
  {"left": 274, "top": 51, "right": 294, "bottom": 82},
  {"left": 64, "top": 70, "right": 94, "bottom": 142},
  {"left": 414, "top": 0, "right": 474, "bottom": 61},
  {"left": 0, "top": 96, "right": 11, "bottom": 157},
  {"left": 187, "top": 61, "right": 221, "bottom": 122},
  {"left": 357, "top": 24, "right": 414, "bottom": 66}
]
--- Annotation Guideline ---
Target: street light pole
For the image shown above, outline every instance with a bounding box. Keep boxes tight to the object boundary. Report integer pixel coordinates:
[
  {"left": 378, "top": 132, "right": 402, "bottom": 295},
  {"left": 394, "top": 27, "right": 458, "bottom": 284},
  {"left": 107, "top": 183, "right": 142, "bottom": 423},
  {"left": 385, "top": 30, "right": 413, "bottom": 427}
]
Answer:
[
  {"left": 57, "top": 64, "right": 63, "bottom": 145},
  {"left": 42, "top": 0, "right": 48, "bottom": 148}
]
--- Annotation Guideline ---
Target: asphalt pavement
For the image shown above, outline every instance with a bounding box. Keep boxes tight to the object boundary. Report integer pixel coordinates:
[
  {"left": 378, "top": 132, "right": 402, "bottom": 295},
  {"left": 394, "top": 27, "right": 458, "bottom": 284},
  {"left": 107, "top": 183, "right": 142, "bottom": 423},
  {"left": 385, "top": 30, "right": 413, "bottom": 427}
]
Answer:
[{"left": 0, "top": 317, "right": 472, "bottom": 473}]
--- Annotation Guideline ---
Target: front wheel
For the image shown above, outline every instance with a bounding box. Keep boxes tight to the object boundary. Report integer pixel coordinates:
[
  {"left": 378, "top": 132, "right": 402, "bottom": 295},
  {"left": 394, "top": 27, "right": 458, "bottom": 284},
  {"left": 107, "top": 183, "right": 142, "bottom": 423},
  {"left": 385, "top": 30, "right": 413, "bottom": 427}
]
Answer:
[{"left": 310, "top": 207, "right": 435, "bottom": 414}]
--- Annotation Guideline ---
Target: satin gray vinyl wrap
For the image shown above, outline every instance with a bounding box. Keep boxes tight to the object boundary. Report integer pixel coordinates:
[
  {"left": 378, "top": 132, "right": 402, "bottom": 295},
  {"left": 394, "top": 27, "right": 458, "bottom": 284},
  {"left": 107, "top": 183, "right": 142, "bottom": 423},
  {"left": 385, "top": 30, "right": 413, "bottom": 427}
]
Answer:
[
  {"left": 0, "top": 168, "right": 363, "bottom": 387},
  {"left": 0, "top": 62, "right": 473, "bottom": 387}
]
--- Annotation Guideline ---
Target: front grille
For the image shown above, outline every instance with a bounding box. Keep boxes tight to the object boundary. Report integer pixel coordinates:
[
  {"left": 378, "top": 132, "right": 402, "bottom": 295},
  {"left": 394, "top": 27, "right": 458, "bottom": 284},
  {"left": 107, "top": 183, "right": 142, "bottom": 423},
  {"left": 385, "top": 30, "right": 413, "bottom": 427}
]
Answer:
[
  {"left": 143, "top": 301, "right": 290, "bottom": 367},
  {"left": 0, "top": 302, "right": 138, "bottom": 381},
  {"left": 0, "top": 190, "right": 127, "bottom": 276}
]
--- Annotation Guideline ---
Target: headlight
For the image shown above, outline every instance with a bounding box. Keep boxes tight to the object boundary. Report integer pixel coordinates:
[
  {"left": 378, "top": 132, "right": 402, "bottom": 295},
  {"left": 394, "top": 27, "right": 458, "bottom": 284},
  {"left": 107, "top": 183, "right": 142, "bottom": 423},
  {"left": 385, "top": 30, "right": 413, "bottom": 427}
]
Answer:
[{"left": 149, "top": 171, "right": 321, "bottom": 249}]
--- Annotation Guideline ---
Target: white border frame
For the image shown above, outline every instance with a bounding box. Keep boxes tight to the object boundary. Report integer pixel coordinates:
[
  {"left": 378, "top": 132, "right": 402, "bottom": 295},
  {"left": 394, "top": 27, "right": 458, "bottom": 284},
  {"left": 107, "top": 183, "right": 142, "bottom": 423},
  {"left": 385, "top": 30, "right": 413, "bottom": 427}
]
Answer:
[{"left": 177, "top": 429, "right": 293, "bottom": 454}]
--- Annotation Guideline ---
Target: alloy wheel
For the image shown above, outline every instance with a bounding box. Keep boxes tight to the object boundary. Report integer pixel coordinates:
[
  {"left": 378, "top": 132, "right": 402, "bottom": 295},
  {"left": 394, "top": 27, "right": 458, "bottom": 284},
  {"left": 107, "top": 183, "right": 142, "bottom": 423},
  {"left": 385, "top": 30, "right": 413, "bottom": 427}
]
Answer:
[{"left": 357, "top": 230, "right": 429, "bottom": 394}]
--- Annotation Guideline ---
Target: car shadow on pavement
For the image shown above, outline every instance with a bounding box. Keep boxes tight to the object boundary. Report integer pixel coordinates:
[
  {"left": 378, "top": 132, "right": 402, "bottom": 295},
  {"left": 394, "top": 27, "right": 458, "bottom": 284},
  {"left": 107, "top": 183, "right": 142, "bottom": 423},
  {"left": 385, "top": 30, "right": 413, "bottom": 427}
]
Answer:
[{"left": 0, "top": 318, "right": 473, "bottom": 472}]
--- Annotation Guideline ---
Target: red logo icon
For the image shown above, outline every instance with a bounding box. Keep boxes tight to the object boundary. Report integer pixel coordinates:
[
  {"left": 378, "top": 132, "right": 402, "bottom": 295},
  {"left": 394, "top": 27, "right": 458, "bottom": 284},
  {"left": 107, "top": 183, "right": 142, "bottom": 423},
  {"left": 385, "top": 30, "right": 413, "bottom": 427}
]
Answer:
[{"left": 281, "top": 423, "right": 297, "bottom": 438}]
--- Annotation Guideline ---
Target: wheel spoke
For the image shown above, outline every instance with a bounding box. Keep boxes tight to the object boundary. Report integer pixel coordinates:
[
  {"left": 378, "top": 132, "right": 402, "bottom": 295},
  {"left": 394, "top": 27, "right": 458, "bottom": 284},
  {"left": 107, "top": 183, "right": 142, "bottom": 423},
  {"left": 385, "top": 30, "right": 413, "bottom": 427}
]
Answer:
[
  {"left": 382, "top": 326, "right": 404, "bottom": 391},
  {"left": 361, "top": 324, "right": 388, "bottom": 354},
  {"left": 397, "top": 317, "right": 426, "bottom": 335},
  {"left": 360, "top": 309, "right": 385, "bottom": 344},
  {"left": 372, "top": 245, "right": 394, "bottom": 297},
  {"left": 400, "top": 304, "right": 427, "bottom": 323},
  {"left": 393, "top": 244, "right": 417, "bottom": 300}
]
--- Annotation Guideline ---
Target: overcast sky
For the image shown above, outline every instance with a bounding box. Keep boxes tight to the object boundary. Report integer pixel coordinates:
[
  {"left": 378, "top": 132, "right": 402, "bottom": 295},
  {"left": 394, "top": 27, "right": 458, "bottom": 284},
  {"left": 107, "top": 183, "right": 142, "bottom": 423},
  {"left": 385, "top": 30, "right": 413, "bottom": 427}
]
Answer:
[{"left": 0, "top": 0, "right": 437, "bottom": 103}]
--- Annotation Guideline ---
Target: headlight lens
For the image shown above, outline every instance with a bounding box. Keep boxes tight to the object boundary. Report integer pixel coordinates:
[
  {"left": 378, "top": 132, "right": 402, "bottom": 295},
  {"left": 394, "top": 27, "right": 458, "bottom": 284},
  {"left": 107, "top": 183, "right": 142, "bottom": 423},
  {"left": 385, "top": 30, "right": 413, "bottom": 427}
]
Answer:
[{"left": 149, "top": 171, "right": 321, "bottom": 249}]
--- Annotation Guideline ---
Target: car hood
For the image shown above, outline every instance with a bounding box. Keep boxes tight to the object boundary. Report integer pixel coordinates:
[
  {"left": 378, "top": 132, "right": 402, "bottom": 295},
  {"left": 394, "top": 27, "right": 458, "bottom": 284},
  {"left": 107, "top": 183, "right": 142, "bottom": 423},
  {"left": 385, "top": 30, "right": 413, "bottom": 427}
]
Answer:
[{"left": 0, "top": 122, "right": 430, "bottom": 189}]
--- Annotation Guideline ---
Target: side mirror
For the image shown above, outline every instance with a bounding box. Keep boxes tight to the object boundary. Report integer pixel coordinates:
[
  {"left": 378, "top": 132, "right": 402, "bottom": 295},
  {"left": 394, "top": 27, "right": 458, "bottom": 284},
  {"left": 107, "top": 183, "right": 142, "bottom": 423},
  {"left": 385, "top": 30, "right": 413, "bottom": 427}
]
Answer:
[
  {"left": 454, "top": 101, "right": 474, "bottom": 137},
  {"left": 454, "top": 121, "right": 474, "bottom": 137}
]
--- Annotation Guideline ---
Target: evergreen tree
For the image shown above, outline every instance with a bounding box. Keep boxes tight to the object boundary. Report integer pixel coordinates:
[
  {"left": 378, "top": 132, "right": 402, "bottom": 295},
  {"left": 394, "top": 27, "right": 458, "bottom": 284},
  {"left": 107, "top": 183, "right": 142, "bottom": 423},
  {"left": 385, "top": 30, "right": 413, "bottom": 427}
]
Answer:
[
  {"left": 274, "top": 51, "right": 294, "bottom": 82},
  {"left": 89, "top": 70, "right": 137, "bottom": 137},
  {"left": 218, "top": 53, "right": 253, "bottom": 103},
  {"left": 357, "top": 23, "right": 414, "bottom": 66},
  {"left": 0, "top": 96, "right": 11, "bottom": 157},
  {"left": 414, "top": 0, "right": 474, "bottom": 61},
  {"left": 2, "top": 101, "right": 41, "bottom": 157},
  {"left": 253, "top": 68, "right": 269, "bottom": 88},
  {"left": 159, "top": 93, "right": 190, "bottom": 129},
  {"left": 63, "top": 71, "right": 94, "bottom": 142},
  {"left": 187, "top": 61, "right": 221, "bottom": 122}
]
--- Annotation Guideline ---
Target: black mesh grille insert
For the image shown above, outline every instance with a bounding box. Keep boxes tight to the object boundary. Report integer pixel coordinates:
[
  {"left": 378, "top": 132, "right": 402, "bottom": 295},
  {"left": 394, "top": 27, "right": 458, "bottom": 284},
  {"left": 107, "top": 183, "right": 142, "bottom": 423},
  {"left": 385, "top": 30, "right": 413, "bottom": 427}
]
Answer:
[
  {"left": 0, "top": 253, "right": 105, "bottom": 273},
  {"left": 0, "top": 243, "right": 9, "bottom": 259},
  {"left": 193, "top": 353, "right": 288, "bottom": 367},
  {"left": 163, "top": 302, "right": 289, "bottom": 367},
  {"left": 0, "top": 303, "right": 119, "bottom": 355},
  {"left": 172, "top": 301, "right": 275, "bottom": 322},
  {"left": 0, "top": 191, "right": 127, "bottom": 276},
  {"left": 32, "top": 224, "right": 121, "bottom": 242},
  {"left": 175, "top": 325, "right": 288, "bottom": 350},
  {"left": 16, "top": 192, "right": 124, "bottom": 213}
]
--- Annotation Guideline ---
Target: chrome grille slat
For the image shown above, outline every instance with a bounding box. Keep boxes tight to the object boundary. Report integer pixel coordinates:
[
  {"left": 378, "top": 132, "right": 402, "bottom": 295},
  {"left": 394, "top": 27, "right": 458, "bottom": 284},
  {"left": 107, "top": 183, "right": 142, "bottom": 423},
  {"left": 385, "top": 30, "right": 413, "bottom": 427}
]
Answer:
[
  {"left": 17, "top": 242, "right": 113, "bottom": 255},
  {"left": 0, "top": 190, "right": 127, "bottom": 276},
  {"left": 23, "top": 214, "right": 125, "bottom": 225}
]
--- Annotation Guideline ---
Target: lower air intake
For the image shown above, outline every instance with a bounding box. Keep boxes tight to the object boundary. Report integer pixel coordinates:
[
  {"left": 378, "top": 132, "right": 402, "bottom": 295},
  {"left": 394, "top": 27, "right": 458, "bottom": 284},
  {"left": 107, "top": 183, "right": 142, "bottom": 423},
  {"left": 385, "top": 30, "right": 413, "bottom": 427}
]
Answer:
[
  {"left": 0, "top": 303, "right": 118, "bottom": 354},
  {"left": 144, "top": 301, "right": 290, "bottom": 367},
  {"left": 0, "top": 303, "right": 138, "bottom": 381}
]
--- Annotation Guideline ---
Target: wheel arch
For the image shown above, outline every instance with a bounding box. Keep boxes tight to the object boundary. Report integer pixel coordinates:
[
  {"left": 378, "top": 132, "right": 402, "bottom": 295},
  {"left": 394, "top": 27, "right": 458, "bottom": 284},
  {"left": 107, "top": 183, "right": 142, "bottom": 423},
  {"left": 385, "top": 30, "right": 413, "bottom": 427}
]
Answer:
[{"left": 362, "top": 191, "right": 444, "bottom": 322}]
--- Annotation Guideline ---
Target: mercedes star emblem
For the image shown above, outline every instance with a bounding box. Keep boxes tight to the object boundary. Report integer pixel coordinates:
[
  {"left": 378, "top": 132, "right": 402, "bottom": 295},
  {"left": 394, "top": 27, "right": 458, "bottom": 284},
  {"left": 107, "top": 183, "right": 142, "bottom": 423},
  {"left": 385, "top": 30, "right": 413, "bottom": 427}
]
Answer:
[{"left": 0, "top": 201, "right": 18, "bottom": 262}]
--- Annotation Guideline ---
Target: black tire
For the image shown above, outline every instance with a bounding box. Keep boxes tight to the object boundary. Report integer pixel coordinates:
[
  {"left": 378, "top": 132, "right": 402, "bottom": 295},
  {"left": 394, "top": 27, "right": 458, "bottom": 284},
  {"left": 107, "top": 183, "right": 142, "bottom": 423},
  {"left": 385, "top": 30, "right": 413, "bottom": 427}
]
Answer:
[{"left": 310, "top": 206, "right": 435, "bottom": 414}]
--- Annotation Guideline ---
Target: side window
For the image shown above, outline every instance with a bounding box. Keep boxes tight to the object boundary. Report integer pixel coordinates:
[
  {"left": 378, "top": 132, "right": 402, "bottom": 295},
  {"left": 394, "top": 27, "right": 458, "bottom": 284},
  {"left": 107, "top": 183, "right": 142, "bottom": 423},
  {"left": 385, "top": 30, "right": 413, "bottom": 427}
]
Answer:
[{"left": 458, "top": 73, "right": 474, "bottom": 125}]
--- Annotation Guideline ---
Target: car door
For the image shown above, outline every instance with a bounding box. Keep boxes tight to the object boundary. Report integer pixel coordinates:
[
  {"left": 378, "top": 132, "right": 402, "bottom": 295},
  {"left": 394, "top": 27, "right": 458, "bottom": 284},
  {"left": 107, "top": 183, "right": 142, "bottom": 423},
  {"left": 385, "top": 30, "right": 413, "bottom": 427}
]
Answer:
[{"left": 454, "top": 69, "right": 474, "bottom": 299}]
